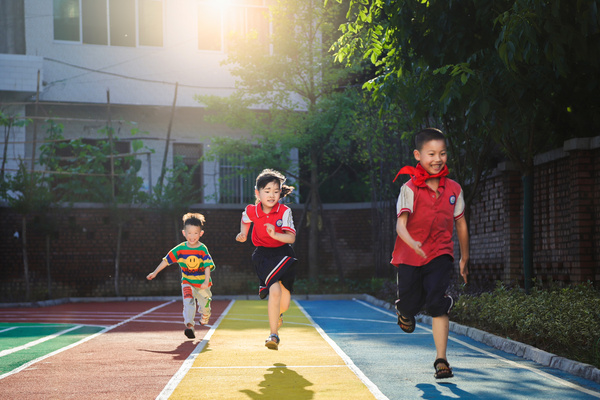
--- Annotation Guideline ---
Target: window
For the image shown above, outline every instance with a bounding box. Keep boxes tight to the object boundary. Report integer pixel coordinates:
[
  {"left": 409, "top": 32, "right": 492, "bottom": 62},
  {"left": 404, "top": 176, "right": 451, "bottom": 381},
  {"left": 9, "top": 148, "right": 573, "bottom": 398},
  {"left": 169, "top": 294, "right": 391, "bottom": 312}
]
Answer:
[
  {"left": 173, "top": 143, "right": 203, "bottom": 199},
  {"left": 218, "top": 155, "right": 258, "bottom": 204},
  {"left": 139, "top": 0, "right": 163, "bottom": 46},
  {"left": 197, "top": 4, "right": 222, "bottom": 51},
  {"left": 53, "top": 0, "right": 80, "bottom": 41},
  {"left": 53, "top": 0, "right": 163, "bottom": 47},
  {"left": 198, "top": 1, "right": 269, "bottom": 52}
]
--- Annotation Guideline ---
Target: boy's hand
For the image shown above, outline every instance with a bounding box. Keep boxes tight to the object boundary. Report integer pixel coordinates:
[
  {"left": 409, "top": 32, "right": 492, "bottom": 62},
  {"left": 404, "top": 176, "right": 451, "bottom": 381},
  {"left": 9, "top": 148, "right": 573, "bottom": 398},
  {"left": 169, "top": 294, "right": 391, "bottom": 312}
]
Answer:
[
  {"left": 264, "top": 223, "right": 275, "bottom": 237},
  {"left": 236, "top": 232, "right": 247, "bottom": 242},
  {"left": 146, "top": 272, "right": 156, "bottom": 280},
  {"left": 460, "top": 258, "right": 469, "bottom": 284},
  {"left": 412, "top": 241, "right": 427, "bottom": 259},
  {"left": 200, "top": 281, "right": 209, "bottom": 290}
]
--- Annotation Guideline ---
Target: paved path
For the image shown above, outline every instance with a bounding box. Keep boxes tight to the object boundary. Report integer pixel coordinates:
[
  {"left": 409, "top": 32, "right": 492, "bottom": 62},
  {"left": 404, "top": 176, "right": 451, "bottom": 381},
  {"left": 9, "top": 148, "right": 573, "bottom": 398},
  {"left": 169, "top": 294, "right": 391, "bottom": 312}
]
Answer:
[{"left": 297, "top": 298, "right": 600, "bottom": 400}]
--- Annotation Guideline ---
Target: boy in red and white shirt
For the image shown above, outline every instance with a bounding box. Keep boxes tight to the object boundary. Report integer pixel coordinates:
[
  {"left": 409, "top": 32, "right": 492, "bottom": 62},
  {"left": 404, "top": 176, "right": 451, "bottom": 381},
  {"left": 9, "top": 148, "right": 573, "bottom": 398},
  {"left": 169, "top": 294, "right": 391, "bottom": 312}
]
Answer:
[{"left": 391, "top": 128, "right": 469, "bottom": 379}]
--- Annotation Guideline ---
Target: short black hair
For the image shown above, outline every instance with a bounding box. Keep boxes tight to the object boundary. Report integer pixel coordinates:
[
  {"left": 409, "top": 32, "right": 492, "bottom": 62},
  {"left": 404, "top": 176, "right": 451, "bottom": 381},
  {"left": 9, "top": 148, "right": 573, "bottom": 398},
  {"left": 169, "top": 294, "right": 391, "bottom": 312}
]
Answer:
[
  {"left": 182, "top": 212, "right": 205, "bottom": 229},
  {"left": 415, "top": 128, "right": 446, "bottom": 151}
]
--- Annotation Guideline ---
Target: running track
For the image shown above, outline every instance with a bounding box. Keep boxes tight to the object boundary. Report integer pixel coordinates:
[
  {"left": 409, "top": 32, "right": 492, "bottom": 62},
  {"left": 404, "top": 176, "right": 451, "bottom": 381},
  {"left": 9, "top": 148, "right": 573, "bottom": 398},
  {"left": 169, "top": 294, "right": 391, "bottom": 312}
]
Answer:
[{"left": 1, "top": 297, "right": 599, "bottom": 399}]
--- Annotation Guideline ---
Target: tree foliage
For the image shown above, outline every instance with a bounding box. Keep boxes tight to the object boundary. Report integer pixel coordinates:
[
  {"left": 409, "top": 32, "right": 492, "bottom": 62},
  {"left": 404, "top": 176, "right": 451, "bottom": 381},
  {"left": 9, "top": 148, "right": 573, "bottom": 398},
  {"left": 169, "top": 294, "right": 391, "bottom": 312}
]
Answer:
[{"left": 197, "top": 0, "right": 361, "bottom": 279}]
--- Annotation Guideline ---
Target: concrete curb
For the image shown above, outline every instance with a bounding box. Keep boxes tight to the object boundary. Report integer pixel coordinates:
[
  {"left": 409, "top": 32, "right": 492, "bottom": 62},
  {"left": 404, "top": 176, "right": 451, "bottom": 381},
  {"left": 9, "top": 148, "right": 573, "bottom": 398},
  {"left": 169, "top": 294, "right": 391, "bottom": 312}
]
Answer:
[
  {"left": 367, "top": 295, "right": 600, "bottom": 385},
  {"left": 2, "top": 294, "right": 599, "bottom": 384}
]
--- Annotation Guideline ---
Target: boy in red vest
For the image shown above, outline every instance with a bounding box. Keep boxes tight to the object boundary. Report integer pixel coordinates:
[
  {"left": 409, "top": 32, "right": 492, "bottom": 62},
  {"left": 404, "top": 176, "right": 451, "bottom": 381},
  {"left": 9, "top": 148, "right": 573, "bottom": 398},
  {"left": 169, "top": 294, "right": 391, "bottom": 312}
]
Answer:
[{"left": 391, "top": 128, "right": 469, "bottom": 379}]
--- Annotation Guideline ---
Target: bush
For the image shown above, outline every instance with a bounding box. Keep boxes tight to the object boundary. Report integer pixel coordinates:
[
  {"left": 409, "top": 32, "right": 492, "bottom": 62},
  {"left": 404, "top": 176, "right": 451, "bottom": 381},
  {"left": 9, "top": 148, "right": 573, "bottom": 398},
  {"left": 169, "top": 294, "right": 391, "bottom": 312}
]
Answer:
[{"left": 451, "top": 281, "right": 600, "bottom": 368}]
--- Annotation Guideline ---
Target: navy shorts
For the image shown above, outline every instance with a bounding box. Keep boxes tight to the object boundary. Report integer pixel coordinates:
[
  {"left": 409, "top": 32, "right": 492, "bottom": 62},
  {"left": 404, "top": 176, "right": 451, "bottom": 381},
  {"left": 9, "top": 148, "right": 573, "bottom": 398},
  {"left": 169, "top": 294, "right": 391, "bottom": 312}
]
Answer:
[
  {"left": 395, "top": 254, "right": 453, "bottom": 318},
  {"left": 252, "top": 244, "right": 297, "bottom": 299}
]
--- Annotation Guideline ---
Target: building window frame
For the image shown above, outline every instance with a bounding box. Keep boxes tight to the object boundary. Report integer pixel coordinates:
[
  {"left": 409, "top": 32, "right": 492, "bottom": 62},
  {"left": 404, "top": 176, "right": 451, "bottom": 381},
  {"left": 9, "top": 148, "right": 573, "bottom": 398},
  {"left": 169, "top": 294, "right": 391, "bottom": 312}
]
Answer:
[{"left": 52, "top": 0, "right": 164, "bottom": 47}]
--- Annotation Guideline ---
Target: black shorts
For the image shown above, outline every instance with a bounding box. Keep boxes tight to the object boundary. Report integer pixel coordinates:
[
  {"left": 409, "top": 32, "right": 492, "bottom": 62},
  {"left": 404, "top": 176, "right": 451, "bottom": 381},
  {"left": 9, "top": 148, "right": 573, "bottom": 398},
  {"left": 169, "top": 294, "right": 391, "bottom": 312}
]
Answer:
[
  {"left": 252, "top": 244, "right": 297, "bottom": 299},
  {"left": 395, "top": 254, "right": 453, "bottom": 318}
]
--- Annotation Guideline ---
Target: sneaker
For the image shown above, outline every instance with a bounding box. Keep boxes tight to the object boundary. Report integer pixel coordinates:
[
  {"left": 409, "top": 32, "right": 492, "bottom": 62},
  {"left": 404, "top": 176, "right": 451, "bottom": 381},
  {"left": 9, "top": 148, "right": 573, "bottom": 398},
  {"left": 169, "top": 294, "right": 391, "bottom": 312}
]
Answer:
[
  {"left": 200, "top": 313, "right": 210, "bottom": 325},
  {"left": 265, "top": 334, "right": 280, "bottom": 350},
  {"left": 277, "top": 313, "right": 283, "bottom": 329},
  {"left": 184, "top": 326, "right": 195, "bottom": 339}
]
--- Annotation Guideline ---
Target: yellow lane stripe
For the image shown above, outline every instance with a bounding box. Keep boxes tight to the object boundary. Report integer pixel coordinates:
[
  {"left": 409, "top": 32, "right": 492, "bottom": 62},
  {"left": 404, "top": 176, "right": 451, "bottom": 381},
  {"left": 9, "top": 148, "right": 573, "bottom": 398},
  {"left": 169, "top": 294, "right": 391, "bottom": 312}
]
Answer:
[{"left": 169, "top": 300, "right": 380, "bottom": 400}]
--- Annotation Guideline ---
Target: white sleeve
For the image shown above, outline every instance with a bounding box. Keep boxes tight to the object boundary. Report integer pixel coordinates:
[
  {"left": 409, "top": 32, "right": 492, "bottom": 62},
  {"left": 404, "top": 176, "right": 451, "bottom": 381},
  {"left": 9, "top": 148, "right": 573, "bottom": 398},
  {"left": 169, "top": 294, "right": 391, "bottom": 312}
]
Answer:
[
  {"left": 282, "top": 208, "right": 296, "bottom": 234},
  {"left": 396, "top": 184, "right": 414, "bottom": 217},
  {"left": 454, "top": 190, "right": 465, "bottom": 219},
  {"left": 241, "top": 210, "right": 252, "bottom": 224}
]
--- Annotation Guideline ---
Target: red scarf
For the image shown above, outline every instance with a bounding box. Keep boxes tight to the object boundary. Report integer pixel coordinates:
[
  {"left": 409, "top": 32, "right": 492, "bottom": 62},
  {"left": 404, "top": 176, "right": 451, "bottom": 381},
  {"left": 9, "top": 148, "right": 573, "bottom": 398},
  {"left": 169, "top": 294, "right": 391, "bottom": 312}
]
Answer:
[{"left": 393, "top": 163, "right": 449, "bottom": 187}]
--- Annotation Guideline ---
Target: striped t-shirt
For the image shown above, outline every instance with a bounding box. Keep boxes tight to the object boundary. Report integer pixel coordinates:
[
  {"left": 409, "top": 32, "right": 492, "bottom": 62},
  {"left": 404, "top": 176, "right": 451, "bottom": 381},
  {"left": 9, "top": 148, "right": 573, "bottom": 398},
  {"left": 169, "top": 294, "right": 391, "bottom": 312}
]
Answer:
[{"left": 164, "top": 242, "right": 215, "bottom": 288}]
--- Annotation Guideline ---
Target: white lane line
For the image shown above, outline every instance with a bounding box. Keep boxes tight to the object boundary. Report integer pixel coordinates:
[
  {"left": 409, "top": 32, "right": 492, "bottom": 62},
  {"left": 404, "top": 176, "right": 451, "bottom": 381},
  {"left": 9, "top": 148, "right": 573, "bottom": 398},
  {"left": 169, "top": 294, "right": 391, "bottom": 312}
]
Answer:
[
  {"left": 0, "top": 300, "right": 175, "bottom": 381},
  {"left": 310, "top": 316, "right": 396, "bottom": 324},
  {"left": 0, "top": 325, "right": 83, "bottom": 357},
  {"left": 295, "top": 300, "right": 389, "bottom": 400},
  {"left": 0, "top": 327, "right": 18, "bottom": 334},
  {"left": 191, "top": 365, "right": 348, "bottom": 369},
  {"left": 353, "top": 298, "right": 600, "bottom": 398},
  {"left": 156, "top": 299, "right": 236, "bottom": 400}
]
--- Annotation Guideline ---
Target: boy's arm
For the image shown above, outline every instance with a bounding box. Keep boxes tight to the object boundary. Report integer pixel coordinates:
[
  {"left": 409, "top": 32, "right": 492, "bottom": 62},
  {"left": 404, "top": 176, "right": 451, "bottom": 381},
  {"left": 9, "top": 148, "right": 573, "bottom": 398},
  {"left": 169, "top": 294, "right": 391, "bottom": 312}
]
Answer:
[
  {"left": 147, "top": 259, "right": 169, "bottom": 280},
  {"left": 200, "top": 265, "right": 211, "bottom": 289},
  {"left": 264, "top": 224, "right": 296, "bottom": 244},
  {"left": 236, "top": 221, "right": 251, "bottom": 242},
  {"left": 455, "top": 216, "right": 470, "bottom": 283},
  {"left": 396, "top": 213, "right": 427, "bottom": 259}
]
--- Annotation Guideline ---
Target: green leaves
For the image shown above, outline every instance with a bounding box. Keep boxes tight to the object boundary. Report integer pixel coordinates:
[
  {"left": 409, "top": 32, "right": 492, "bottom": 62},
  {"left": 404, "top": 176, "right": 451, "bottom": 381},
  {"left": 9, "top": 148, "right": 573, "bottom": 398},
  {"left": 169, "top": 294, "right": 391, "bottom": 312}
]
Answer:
[{"left": 452, "top": 282, "right": 600, "bottom": 368}]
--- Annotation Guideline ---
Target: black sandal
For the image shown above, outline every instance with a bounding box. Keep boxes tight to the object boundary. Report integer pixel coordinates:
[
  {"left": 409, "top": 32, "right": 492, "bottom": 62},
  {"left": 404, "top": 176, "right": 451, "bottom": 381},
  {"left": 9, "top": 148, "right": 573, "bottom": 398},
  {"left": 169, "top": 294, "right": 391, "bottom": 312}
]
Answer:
[
  {"left": 434, "top": 358, "right": 454, "bottom": 379},
  {"left": 397, "top": 313, "right": 416, "bottom": 333}
]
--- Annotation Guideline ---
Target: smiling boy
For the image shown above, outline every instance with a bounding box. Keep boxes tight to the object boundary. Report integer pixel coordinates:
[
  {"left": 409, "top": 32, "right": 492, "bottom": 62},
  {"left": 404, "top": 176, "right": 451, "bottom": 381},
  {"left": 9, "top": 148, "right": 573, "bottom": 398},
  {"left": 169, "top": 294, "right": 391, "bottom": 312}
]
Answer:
[
  {"left": 147, "top": 213, "right": 215, "bottom": 339},
  {"left": 391, "top": 128, "right": 469, "bottom": 379}
]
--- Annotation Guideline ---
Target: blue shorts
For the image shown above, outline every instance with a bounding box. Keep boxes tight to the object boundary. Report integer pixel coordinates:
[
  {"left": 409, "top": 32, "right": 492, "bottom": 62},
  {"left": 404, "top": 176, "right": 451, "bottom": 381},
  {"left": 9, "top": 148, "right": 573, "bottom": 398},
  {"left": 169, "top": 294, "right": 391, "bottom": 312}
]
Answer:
[{"left": 395, "top": 254, "right": 453, "bottom": 318}]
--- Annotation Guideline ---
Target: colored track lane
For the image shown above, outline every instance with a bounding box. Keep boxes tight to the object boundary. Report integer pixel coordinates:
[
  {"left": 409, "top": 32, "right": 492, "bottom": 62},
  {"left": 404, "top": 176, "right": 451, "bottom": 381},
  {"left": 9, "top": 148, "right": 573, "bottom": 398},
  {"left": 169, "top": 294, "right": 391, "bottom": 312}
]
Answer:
[
  {"left": 0, "top": 300, "right": 228, "bottom": 399},
  {"left": 298, "top": 299, "right": 600, "bottom": 400},
  {"left": 166, "top": 300, "right": 381, "bottom": 400}
]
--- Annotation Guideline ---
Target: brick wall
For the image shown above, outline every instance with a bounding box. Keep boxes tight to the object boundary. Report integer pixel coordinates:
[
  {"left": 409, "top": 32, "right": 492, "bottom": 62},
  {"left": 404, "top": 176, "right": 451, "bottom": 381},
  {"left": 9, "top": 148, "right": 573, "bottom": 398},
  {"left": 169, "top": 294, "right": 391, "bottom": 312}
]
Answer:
[
  {"left": 464, "top": 136, "right": 600, "bottom": 287},
  {"left": 2, "top": 136, "right": 599, "bottom": 301},
  {"left": 0, "top": 204, "right": 376, "bottom": 302}
]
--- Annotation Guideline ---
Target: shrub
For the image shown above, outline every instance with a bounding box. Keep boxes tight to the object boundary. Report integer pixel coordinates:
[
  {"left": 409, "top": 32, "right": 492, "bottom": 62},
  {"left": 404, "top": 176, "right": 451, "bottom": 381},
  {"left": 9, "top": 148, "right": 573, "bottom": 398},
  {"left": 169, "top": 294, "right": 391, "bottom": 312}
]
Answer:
[{"left": 451, "top": 281, "right": 600, "bottom": 368}]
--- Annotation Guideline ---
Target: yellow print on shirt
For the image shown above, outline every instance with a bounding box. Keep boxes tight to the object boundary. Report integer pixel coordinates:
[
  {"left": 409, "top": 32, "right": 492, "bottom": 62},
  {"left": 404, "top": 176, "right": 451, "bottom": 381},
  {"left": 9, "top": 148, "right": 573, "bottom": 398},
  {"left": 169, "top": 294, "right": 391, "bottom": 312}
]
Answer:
[{"left": 183, "top": 255, "right": 200, "bottom": 271}]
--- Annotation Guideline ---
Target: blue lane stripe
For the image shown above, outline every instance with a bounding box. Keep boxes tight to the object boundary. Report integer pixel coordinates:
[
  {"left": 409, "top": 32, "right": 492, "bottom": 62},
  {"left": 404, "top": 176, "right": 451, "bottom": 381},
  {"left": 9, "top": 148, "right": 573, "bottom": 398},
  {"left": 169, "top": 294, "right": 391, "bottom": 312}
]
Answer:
[{"left": 298, "top": 299, "right": 600, "bottom": 400}]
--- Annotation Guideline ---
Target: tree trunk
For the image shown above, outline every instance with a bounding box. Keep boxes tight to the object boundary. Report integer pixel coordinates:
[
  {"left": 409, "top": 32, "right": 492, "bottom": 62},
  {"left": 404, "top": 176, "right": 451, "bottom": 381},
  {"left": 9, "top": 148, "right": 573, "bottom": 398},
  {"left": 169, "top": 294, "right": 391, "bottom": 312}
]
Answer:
[
  {"left": 114, "top": 223, "right": 122, "bottom": 296},
  {"left": 522, "top": 173, "right": 534, "bottom": 293},
  {"left": 21, "top": 216, "right": 30, "bottom": 301},
  {"left": 308, "top": 149, "right": 320, "bottom": 281},
  {"left": 46, "top": 234, "right": 52, "bottom": 299}
]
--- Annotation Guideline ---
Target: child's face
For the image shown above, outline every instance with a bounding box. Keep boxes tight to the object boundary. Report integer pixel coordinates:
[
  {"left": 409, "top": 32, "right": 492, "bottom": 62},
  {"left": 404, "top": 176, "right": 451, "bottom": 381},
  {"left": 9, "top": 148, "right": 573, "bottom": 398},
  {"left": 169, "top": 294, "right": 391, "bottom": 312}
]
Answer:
[
  {"left": 182, "top": 225, "right": 203, "bottom": 246},
  {"left": 255, "top": 180, "right": 281, "bottom": 211},
  {"left": 414, "top": 139, "right": 448, "bottom": 175}
]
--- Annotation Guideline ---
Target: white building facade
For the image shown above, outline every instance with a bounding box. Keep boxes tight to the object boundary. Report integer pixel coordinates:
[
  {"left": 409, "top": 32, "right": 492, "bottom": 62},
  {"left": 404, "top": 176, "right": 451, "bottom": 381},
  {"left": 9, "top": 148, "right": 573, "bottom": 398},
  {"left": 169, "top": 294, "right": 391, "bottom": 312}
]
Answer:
[{"left": 1, "top": 0, "right": 296, "bottom": 204}]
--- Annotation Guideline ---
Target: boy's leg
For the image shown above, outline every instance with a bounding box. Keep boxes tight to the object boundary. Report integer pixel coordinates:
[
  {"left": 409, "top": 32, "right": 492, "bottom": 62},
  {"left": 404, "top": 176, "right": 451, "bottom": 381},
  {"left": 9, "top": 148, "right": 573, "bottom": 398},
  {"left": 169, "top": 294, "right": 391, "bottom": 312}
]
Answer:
[
  {"left": 196, "top": 287, "right": 212, "bottom": 325},
  {"left": 181, "top": 285, "right": 197, "bottom": 326},
  {"left": 422, "top": 255, "right": 454, "bottom": 378},
  {"left": 395, "top": 264, "right": 424, "bottom": 332},
  {"left": 182, "top": 285, "right": 197, "bottom": 339},
  {"left": 432, "top": 314, "right": 449, "bottom": 360}
]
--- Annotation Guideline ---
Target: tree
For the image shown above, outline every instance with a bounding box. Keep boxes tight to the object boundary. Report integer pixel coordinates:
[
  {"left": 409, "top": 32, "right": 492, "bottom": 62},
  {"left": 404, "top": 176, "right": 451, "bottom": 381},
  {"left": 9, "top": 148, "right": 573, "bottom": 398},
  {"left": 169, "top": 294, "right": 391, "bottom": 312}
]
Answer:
[
  {"left": 4, "top": 161, "right": 54, "bottom": 301},
  {"left": 1, "top": 111, "right": 31, "bottom": 182},
  {"left": 39, "top": 121, "right": 148, "bottom": 296},
  {"left": 149, "top": 156, "right": 202, "bottom": 243},
  {"left": 197, "top": 0, "right": 360, "bottom": 280},
  {"left": 335, "top": 0, "right": 600, "bottom": 290}
]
